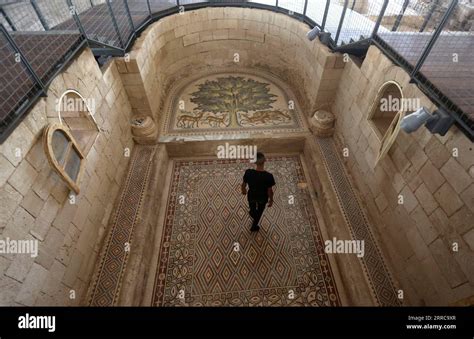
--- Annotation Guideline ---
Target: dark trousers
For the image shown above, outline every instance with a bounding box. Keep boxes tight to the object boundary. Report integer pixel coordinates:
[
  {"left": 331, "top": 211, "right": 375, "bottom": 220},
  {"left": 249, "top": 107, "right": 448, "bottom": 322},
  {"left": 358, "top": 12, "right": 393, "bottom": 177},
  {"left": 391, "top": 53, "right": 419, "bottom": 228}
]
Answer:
[{"left": 248, "top": 200, "right": 266, "bottom": 227}]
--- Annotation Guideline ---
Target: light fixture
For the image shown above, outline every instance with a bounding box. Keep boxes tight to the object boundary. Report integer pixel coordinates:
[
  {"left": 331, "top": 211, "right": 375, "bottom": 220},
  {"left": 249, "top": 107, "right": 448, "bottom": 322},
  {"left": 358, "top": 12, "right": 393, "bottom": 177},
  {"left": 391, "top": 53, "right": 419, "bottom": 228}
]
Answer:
[
  {"left": 307, "top": 26, "right": 331, "bottom": 46},
  {"left": 400, "top": 107, "right": 455, "bottom": 136},
  {"left": 307, "top": 26, "right": 321, "bottom": 41}
]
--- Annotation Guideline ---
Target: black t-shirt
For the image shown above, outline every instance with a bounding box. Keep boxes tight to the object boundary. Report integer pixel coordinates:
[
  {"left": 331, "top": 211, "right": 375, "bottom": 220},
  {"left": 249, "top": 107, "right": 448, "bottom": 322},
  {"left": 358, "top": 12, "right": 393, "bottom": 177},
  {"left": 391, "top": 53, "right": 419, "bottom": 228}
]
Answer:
[{"left": 243, "top": 169, "right": 276, "bottom": 202}]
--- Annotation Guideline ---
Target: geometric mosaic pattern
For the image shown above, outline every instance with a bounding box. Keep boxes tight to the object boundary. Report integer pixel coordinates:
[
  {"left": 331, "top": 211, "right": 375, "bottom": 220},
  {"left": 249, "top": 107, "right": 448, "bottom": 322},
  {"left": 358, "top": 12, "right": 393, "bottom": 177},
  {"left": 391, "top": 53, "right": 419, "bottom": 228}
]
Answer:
[
  {"left": 152, "top": 156, "right": 341, "bottom": 306},
  {"left": 88, "top": 145, "right": 156, "bottom": 306},
  {"left": 161, "top": 69, "right": 306, "bottom": 138},
  {"left": 316, "top": 138, "right": 401, "bottom": 306}
]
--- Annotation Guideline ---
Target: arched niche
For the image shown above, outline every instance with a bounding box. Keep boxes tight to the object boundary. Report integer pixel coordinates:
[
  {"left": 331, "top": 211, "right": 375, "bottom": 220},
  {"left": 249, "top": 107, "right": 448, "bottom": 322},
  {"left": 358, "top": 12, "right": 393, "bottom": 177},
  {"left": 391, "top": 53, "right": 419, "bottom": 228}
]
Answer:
[
  {"left": 367, "top": 80, "right": 407, "bottom": 165},
  {"left": 43, "top": 124, "right": 86, "bottom": 194},
  {"left": 57, "top": 90, "right": 100, "bottom": 155}
]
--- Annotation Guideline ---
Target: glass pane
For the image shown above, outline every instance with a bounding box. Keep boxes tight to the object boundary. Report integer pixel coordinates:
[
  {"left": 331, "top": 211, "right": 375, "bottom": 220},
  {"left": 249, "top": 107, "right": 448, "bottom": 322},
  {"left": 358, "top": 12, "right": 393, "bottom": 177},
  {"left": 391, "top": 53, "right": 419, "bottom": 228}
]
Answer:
[
  {"left": 51, "top": 129, "right": 70, "bottom": 165},
  {"left": 64, "top": 147, "right": 81, "bottom": 181}
]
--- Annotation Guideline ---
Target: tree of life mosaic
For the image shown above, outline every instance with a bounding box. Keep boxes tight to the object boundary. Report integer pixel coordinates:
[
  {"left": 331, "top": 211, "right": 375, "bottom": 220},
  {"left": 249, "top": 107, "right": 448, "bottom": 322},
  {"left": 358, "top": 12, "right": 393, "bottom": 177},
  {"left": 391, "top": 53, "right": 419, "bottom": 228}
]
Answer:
[{"left": 165, "top": 72, "right": 304, "bottom": 136}]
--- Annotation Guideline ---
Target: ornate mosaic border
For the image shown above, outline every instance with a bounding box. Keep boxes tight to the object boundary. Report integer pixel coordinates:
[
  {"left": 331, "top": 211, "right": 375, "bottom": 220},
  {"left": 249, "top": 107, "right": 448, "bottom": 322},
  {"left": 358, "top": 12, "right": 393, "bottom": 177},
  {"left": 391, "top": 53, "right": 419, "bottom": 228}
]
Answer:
[
  {"left": 88, "top": 145, "right": 156, "bottom": 306},
  {"left": 151, "top": 156, "right": 342, "bottom": 307},
  {"left": 161, "top": 68, "right": 308, "bottom": 138},
  {"left": 316, "top": 138, "right": 400, "bottom": 306}
]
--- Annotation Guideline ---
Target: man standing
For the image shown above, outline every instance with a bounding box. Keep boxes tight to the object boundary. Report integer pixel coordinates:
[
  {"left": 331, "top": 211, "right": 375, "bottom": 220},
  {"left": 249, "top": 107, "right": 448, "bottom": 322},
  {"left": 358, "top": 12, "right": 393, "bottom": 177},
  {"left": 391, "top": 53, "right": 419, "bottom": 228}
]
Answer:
[{"left": 241, "top": 152, "right": 276, "bottom": 232}]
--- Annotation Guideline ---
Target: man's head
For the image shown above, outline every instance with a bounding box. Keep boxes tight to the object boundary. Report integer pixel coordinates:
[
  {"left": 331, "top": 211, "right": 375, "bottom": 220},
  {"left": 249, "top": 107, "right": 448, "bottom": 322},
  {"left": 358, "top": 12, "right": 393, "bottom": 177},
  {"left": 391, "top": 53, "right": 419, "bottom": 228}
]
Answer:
[{"left": 255, "top": 152, "right": 266, "bottom": 166}]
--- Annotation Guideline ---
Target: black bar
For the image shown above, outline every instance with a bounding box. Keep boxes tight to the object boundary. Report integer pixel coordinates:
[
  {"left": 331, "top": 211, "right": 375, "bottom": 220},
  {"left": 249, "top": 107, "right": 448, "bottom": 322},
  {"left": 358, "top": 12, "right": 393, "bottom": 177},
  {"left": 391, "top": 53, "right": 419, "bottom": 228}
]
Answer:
[
  {"left": 123, "top": 0, "right": 136, "bottom": 33},
  {"left": 66, "top": 0, "right": 87, "bottom": 39},
  {"left": 30, "top": 0, "right": 49, "bottom": 30},
  {"left": 0, "top": 307, "right": 473, "bottom": 337},
  {"left": 0, "top": 23, "right": 46, "bottom": 94},
  {"left": 0, "top": 7, "right": 16, "bottom": 31},
  {"left": 372, "top": 0, "right": 389, "bottom": 37},
  {"left": 412, "top": 0, "right": 458, "bottom": 76},
  {"left": 106, "top": 0, "right": 125, "bottom": 49},
  {"left": 392, "top": 0, "right": 410, "bottom": 31},
  {"left": 420, "top": 0, "right": 440, "bottom": 32},
  {"left": 146, "top": 0, "right": 152, "bottom": 16},
  {"left": 334, "top": 0, "right": 349, "bottom": 45},
  {"left": 321, "top": 0, "right": 330, "bottom": 30},
  {"left": 303, "top": 0, "right": 308, "bottom": 17}
]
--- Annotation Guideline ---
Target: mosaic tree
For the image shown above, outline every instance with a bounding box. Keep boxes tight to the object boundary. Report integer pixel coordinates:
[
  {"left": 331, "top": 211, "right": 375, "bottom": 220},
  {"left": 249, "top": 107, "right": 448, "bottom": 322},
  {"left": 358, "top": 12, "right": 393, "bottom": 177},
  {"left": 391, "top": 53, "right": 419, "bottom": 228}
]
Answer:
[{"left": 190, "top": 76, "right": 277, "bottom": 127}]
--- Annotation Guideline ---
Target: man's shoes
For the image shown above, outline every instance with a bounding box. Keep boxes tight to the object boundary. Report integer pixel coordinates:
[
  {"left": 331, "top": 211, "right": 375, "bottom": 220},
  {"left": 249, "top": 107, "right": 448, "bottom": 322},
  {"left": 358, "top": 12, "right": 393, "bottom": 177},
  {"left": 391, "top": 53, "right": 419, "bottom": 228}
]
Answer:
[{"left": 250, "top": 225, "right": 260, "bottom": 232}]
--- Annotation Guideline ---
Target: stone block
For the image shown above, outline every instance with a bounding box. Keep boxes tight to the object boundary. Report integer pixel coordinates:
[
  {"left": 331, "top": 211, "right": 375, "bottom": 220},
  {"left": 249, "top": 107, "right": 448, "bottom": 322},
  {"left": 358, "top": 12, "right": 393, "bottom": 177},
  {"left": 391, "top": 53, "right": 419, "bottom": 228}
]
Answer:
[
  {"left": 400, "top": 185, "right": 418, "bottom": 214},
  {"left": 375, "top": 192, "right": 388, "bottom": 213},
  {"left": 463, "top": 228, "right": 474, "bottom": 251},
  {"left": 449, "top": 206, "right": 474, "bottom": 235},
  {"left": 429, "top": 207, "right": 451, "bottom": 236},
  {"left": 0, "top": 184, "right": 22, "bottom": 230},
  {"left": 429, "top": 238, "right": 467, "bottom": 288},
  {"left": 414, "top": 183, "right": 438, "bottom": 215},
  {"left": 62, "top": 249, "right": 84, "bottom": 288},
  {"left": 0, "top": 123, "right": 35, "bottom": 167},
  {"left": 7, "top": 160, "right": 39, "bottom": 196},
  {"left": 0, "top": 154, "right": 15, "bottom": 187},
  {"left": 15, "top": 263, "right": 48, "bottom": 306},
  {"left": 424, "top": 137, "right": 450, "bottom": 169},
  {"left": 419, "top": 160, "right": 446, "bottom": 194},
  {"left": 5, "top": 250, "right": 35, "bottom": 283},
  {"left": 20, "top": 190, "right": 44, "bottom": 219},
  {"left": 406, "top": 226, "right": 431, "bottom": 261},
  {"left": 183, "top": 32, "right": 200, "bottom": 46},
  {"left": 460, "top": 183, "right": 474, "bottom": 214},
  {"left": 440, "top": 158, "right": 472, "bottom": 194},
  {"left": 434, "top": 182, "right": 464, "bottom": 217},
  {"left": 0, "top": 275, "right": 21, "bottom": 306},
  {"left": 125, "top": 59, "right": 140, "bottom": 73},
  {"left": 8, "top": 206, "right": 35, "bottom": 235},
  {"left": 446, "top": 130, "right": 474, "bottom": 172},
  {"left": 53, "top": 202, "right": 78, "bottom": 234},
  {"left": 409, "top": 205, "right": 438, "bottom": 245}
]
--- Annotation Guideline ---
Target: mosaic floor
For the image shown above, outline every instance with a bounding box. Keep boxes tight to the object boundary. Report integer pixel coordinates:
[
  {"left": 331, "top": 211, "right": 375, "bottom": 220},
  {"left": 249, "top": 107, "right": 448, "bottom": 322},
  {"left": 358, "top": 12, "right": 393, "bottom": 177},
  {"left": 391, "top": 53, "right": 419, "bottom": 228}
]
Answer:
[
  {"left": 88, "top": 145, "right": 156, "bottom": 306},
  {"left": 151, "top": 156, "right": 341, "bottom": 306},
  {"left": 317, "top": 138, "right": 400, "bottom": 306},
  {"left": 161, "top": 70, "right": 306, "bottom": 138}
]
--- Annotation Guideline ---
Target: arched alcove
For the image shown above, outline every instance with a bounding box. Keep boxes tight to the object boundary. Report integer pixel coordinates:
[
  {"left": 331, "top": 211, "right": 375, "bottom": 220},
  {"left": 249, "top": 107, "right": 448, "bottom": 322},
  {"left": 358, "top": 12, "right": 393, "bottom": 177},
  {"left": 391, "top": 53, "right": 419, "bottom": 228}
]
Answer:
[
  {"left": 57, "top": 89, "right": 100, "bottom": 155},
  {"left": 367, "top": 80, "right": 407, "bottom": 164}
]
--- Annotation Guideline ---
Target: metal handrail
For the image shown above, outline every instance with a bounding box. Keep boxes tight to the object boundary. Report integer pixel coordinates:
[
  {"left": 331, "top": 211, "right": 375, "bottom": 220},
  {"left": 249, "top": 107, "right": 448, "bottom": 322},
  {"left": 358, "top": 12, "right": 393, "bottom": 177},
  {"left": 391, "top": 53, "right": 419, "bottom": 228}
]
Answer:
[{"left": 0, "top": 0, "right": 471, "bottom": 141}]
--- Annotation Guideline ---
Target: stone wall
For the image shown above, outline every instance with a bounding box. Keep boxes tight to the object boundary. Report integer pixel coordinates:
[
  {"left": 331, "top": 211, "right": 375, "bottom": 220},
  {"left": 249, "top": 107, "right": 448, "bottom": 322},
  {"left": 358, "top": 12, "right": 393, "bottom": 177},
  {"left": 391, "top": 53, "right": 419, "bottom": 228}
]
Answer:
[
  {"left": 332, "top": 46, "right": 474, "bottom": 305},
  {"left": 0, "top": 49, "right": 134, "bottom": 306},
  {"left": 116, "top": 7, "right": 345, "bottom": 125}
]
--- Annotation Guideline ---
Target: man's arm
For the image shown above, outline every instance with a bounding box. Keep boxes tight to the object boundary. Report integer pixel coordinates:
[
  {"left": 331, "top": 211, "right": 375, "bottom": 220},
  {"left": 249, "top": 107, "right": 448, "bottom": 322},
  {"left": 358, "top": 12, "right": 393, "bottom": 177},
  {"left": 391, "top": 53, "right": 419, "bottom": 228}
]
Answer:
[
  {"left": 267, "top": 187, "right": 274, "bottom": 207},
  {"left": 241, "top": 182, "right": 247, "bottom": 195}
]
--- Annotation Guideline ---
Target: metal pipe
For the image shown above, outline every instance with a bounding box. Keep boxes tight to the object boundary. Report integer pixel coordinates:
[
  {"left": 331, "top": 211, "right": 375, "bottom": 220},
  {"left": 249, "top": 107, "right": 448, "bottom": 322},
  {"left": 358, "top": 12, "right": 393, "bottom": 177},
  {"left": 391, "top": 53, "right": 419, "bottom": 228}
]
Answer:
[
  {"left": 420, "top": 0, "right": 440, "bottom": 32},
  {"left": 334, "top": 0, "right": 349, "bottom": 45},
  {"left": 30, "top": 0, "right": 49, "bottom": 30},
  {"left": 0, "top": 8, "right": 16, "bottom": 31},
  {"left": 105, "top": 0, "right": 125, "bottom": 49},
  {"left": 371, "top": 0, "right": 389, "bottom": 37},
  {"left": 66, "top": 0, "right": 88, "bottom": 39},
  {"left": 392, "top": 0, "right": 410, "bottom": 31},
  {"left": 146, "top": 0, "right": 152, "bottom": 16},
  {"left": 303, "top": 0, "right": 308, "bottom": 17},
  {"left": 123, "top": 0, "right": 136, "bottom": 33},
  {"left": 321, "top": 0, "right": 330, "bottom": 30},
  {"left": 412, "top": 0, "right": 458, "bottom": 76},
  {"left": 0, "top": 23, "right": 46, "bottom": 94}
]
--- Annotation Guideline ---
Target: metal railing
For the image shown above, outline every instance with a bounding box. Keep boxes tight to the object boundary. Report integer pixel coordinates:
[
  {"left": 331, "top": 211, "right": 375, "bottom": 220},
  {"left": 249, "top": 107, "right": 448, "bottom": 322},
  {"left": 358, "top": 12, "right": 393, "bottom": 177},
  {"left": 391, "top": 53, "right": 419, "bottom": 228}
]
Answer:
[{"left": 0, "top": 0, "right": 472, "bottom": 143}]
